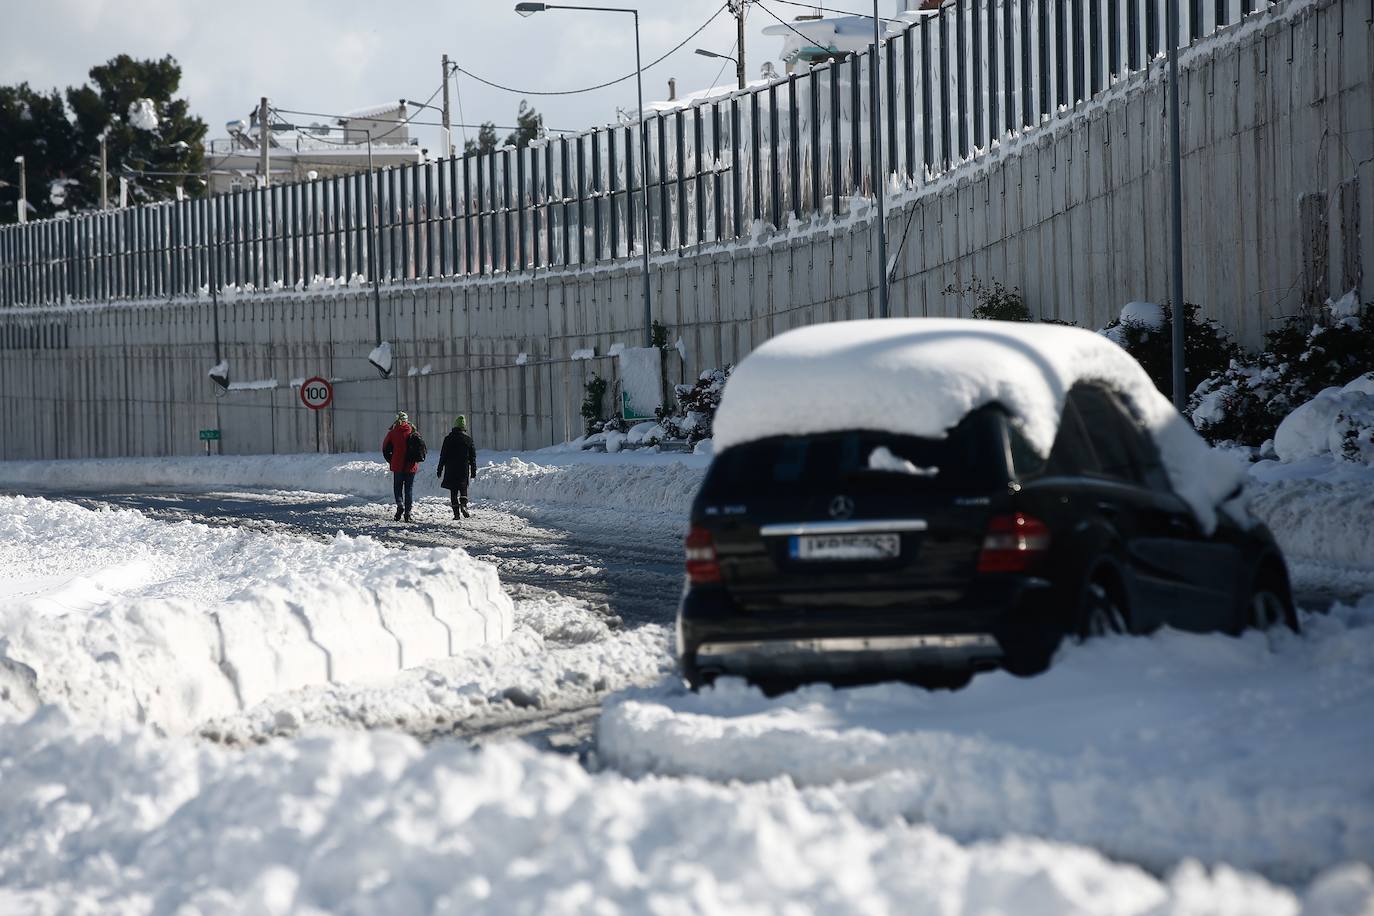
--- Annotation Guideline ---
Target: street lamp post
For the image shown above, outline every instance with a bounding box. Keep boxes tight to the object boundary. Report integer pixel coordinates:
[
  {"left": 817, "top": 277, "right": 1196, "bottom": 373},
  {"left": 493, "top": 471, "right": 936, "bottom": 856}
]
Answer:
[
  {"left": 364, "top": 129, "right": 385, "bottom": 359},
  {"left": 516, "top": 2, "right": 654, "bottom": 349},
  {"left": 1166, "top": 0, "right": 1186, "bottom": 409},
  {"left": 871, "top": 0, "right": 888, "bottom": 319},
  {"left": 14, "top": 156, "right": 27, "bottom": 224}
]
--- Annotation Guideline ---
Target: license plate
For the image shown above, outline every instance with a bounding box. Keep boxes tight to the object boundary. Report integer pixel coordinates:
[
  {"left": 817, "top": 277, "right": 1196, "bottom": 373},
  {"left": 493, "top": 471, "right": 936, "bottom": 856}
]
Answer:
[{"left": 790, "top": 533, "right": 901, "bottom": 561}]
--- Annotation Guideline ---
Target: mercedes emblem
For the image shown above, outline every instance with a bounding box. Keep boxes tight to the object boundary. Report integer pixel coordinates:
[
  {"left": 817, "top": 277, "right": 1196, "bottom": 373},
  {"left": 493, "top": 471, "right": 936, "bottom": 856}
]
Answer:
[{"left": 828, "top": 495, "right": 855, "bottom": 519}]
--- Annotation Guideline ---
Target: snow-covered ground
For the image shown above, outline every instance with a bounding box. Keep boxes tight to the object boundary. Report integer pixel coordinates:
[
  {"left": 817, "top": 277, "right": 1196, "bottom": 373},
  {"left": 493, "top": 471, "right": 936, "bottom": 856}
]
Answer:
[
  {"left": 2, "top": 445, "right": 1372, "bottom": 911},
  {"left": 600, "top": 597, "right": 1374, "bottom": 883},
  {"left": 11, "top": 709, "right": 1370, "bottom": 916}
]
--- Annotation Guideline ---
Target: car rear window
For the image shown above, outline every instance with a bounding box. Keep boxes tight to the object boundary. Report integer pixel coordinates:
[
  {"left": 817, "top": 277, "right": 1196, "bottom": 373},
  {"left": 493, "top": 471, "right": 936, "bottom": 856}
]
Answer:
[{"left": 702, "top": 408, "right": 1011, "bottom": 499}]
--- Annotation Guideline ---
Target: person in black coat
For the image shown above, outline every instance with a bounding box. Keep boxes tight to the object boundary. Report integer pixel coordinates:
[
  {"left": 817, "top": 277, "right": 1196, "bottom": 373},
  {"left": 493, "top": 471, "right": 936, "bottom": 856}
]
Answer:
[{"left": 436, "top": 415, "right": 478, "bottom": 519}]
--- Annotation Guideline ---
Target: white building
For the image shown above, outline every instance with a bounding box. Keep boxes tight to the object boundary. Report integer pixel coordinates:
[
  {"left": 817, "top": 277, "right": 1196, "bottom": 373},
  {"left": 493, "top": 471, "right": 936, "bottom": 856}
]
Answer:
[{"left": 204, "top": 102, "right": 424, "bottom": 195}]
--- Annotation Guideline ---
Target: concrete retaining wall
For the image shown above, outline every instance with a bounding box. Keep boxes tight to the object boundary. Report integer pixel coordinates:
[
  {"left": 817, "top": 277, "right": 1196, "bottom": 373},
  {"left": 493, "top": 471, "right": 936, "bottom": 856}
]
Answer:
[{"left": 1, "top": 0, "right": 1369, "bottom": 461}]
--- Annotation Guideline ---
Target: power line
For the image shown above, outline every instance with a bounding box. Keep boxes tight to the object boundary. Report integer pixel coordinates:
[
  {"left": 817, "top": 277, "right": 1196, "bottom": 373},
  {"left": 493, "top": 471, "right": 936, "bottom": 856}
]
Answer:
[
  {"left": 766, "top": 0, "right": 904, "bottom": 21},
  {"left": 272, "top": 82, "right": 446, "bottom": 147},
  {"left": 754, "top": 0, "right": 828, "bottom": 48},
  {"left": 454, "top": 3, "right": 729, "bottom": 97},
  {"left": 270, "top": 106, "right": 576, "bottom": 135}
]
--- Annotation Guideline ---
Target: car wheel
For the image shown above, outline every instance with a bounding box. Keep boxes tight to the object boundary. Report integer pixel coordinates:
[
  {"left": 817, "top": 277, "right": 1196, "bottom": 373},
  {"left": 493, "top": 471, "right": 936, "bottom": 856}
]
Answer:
[
  {"left": 1247, "top": 573, "right": 1299, "bottom": 634},
  {"left": 1077, "top": 572, "right": 1128, "bottom": 640}
]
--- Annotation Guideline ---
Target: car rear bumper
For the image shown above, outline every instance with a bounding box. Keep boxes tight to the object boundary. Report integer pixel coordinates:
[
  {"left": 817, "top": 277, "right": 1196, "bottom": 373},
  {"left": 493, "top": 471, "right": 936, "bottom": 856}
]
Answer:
[
  {"left": 678, "top": 579, "right": 1060, "bottom": 684},
  {"left": 694, "top": 633, "right": 1003, "bottom": 680}
]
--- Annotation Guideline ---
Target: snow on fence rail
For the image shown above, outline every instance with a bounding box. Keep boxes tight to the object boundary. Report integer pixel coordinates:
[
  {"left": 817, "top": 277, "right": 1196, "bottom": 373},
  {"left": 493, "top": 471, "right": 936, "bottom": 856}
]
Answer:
[{"left": 0, "top": 0, "right": 1281, "bottom": 308}]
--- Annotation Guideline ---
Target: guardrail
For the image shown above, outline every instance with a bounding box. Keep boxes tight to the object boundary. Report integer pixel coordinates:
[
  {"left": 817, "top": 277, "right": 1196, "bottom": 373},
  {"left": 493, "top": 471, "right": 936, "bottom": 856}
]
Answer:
[{"left": 0, "top": 0, "right": 1275, "bottom": 309}]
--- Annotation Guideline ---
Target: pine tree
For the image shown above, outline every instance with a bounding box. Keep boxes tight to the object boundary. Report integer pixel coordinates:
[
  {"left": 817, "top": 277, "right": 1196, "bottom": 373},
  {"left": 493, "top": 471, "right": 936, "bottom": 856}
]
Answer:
[
  {"left": 462, "top": 101, "right": 544, "bottom": 157},
  {"left": 1, "top": 54, "right": 206, "bottom": 223},
  {"left": 504, "top": 101, "right": 544, "bottom": 149},
  {"left": 463, "top": 122, "right": 500, "bottom": 156},
  {"left": 65, "top": 55, "right": 207, "bottom": 208},
  {"left": 0, "top": 84, "right": 81, "bottom": 223}
]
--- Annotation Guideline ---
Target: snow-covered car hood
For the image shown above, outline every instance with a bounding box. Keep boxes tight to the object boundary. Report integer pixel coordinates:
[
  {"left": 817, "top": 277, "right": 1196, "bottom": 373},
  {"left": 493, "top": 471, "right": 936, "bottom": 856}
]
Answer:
[{"left": 712, "top": 318, "right": 1246, "bottom": 533}]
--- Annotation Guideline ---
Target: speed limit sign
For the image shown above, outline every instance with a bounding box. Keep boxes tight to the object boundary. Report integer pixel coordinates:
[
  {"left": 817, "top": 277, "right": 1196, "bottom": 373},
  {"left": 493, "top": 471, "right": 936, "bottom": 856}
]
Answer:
[{"left": 300, "top": 376, "right": 333, "bottom": 410}]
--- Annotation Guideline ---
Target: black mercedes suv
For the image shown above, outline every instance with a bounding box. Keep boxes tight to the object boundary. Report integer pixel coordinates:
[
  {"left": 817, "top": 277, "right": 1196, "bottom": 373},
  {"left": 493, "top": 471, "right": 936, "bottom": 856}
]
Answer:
[{"left": 677, "top": 381, "right": 1296, "bottom": 690}]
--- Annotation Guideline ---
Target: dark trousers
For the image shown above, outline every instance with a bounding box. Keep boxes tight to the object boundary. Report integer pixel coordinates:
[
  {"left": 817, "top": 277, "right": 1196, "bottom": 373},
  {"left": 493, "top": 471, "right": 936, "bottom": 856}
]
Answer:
[
  {"left": 448, "top": 483, "right": 469, "bottom": 513},
  {"left": 392, "top": 471, "right": 415, "bottom": 511}
]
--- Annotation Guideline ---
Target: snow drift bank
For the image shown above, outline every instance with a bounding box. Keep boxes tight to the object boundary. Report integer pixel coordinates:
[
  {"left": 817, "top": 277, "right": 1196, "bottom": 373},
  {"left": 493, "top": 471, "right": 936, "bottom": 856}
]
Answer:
[
  {"left": 0, "top": 497, "right": 513, "bottom": 734},
  {"left": 1, "top": 709, "right": 1368, "bottom": 915},
  {"left": 600, "top": 598, "right": 1374, "bottom": 882},
  {"left": 1246, "top": 459, "right": 1374, "bottom": 573}
]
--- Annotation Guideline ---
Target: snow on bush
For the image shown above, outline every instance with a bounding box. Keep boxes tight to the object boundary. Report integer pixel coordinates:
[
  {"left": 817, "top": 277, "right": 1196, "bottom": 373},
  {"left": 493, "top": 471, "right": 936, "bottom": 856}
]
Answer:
[
  {"left": 1189, "top": 301, "right": 1374, "bottom": 446},
  {"left": 1100, "top": 301, "right": 1241, "bottom": 401},
  {"left": 601, "top": 597, "right": 1374, "bottom": 882},
  {"left": 0, "top": 496, "right": 513, "bottom": 734},
  {"left": 713, "top": 318, "right": 1245, "bottom": 532},
  {"left": 1, "top": 709, "right": 1365, "bottom": 914},
  {"left": 657, "top": 366, "right": 731, "bottom": 443},
  {"left": 1272, "top": 379, "right": 1374, "bottom": 465}
]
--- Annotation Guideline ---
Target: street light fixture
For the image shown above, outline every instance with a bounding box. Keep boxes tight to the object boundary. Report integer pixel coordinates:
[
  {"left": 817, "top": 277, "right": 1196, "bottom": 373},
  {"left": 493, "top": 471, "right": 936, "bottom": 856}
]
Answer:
[
  {"left": 694, "top": 48, "right": 738, "bottom": 66},
  {"left": 516, "top": 2, "right": 654, "bottom": 350}
]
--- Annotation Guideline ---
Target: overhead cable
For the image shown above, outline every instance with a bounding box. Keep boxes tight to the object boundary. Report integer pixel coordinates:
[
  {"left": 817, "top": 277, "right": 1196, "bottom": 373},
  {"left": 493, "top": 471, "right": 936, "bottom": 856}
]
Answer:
[{"left": 454, "top": 3, "right": 729, "bottom": 97}]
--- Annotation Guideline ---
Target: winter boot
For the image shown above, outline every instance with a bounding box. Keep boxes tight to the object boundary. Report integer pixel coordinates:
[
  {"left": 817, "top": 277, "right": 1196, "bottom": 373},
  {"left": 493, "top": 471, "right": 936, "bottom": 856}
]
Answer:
[
  {"left": 404, "top": 510, "right": 413, "bottom": 523},
  {"left": 460, "top": 498, "right": 471, "bottom": 519},
  {"left": 393, "top": 505, "right": 404, "bottom": 521},
  {"left": 452, "top": 505, "right": 462, "bottom": 520}
]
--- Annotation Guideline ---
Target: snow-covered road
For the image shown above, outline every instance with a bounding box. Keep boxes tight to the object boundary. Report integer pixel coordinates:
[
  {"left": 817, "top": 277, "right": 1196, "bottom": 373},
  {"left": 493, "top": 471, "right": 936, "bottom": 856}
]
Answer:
[{"left": 2, "top": 450, "right": 1372, "bottom": 912}]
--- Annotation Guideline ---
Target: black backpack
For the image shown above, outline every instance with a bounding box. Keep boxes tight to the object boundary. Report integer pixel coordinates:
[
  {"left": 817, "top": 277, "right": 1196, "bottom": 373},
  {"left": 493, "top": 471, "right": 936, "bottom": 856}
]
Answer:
[{"left": 405, "top": 431, "right": 428, "bottom": 464}]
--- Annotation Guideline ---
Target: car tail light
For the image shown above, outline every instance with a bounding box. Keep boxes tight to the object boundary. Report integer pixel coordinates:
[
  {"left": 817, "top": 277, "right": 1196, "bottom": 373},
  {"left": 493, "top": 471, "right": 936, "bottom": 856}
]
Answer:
[
  {"left": 977, "top": 513, "right": 1051, "bottom": 573},
  {"left": 685, "top": 526, "right": 723, "bottom": 584}
]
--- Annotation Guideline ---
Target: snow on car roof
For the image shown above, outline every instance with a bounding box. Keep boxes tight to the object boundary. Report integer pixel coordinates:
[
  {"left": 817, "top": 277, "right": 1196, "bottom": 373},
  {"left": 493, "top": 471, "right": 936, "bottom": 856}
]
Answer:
[{"left": 712, "top": 318, "right": 1245, "bottom": 532}]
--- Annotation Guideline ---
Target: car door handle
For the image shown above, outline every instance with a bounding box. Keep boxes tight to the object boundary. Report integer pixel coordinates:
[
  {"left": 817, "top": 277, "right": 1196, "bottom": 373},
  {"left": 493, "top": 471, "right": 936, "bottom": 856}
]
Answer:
[{"left": 1096, "top": 501, "right": 1119, "bottom": 516}]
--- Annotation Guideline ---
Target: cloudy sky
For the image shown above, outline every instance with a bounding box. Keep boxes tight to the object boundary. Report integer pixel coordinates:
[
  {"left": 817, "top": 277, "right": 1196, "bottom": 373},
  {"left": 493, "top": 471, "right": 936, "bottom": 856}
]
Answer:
[{"left": 0, "top": 0, "right": 859, "bottom": 153}]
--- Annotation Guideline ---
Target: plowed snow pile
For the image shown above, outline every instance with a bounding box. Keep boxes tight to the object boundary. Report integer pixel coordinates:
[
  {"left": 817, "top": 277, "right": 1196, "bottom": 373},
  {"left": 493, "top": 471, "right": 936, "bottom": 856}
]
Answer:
[
  {"left": 600, "top": 600, "right": 1374, "bottom": 883},
  {"left": 1, "top": 709, "right": 1370, "bottom": 915},
  {"left": 0, "top": 496, "right": 513, "bottom": 734}
]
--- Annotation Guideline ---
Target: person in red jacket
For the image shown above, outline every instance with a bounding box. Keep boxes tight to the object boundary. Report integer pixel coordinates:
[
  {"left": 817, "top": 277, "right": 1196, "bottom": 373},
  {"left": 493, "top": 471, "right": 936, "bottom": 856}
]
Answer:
[{"left": 381, "top": 411, "right": 422, "bottom": 521}]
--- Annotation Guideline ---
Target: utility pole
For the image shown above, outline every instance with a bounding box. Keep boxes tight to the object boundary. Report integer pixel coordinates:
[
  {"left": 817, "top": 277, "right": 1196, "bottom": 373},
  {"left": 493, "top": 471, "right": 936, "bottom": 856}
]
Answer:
[
  {"left": 99, "top": 134, "right": 109, "bottom": 209},
  {"left": 733, "top": 0, "right": 747, "bottom": 89},
  {"left": 441, "top": 54, "right": 454, "bottom": 157},
  {"left": 258, "top": 96, "right": 271, "bottom": 187},
  {"left": 1166, "top": 0, "right": 1185, "bottom": 409}
]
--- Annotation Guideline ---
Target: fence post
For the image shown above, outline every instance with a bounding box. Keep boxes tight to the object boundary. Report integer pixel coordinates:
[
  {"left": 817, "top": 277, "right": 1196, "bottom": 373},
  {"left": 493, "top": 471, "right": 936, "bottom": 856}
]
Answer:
[
  {"left": 770, "top": 84, "right": 782, "bottom": 229},
  {"left": 623, "top": 126, "right": 634, "bottom": 260},
  {"left": 732, "top": 97, "right": 744, "bottom": 237},
  {"left": 789, "top": 74, "right": 802, "bottom": 221},
  {"left": 677, "top": 110, "right": 688, "bottom": 249},
  {"left": 609, "top": 128, "right": 620, "bottom": 257},
  {"left": 694, "top": 106, "right": 707, "bottom": 243}
]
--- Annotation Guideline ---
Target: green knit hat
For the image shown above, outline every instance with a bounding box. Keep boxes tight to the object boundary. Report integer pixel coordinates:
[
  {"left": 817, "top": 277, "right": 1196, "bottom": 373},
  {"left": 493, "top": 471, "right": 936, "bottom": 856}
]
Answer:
[{"left": 454, "top": 415, "right": 467, "bottom": 430}]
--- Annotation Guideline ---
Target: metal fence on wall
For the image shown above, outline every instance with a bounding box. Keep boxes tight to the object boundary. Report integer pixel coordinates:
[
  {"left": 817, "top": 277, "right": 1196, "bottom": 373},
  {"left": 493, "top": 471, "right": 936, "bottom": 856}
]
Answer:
[{"left": 0, "top": 0, "right": 1275, "bottom": 309}]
